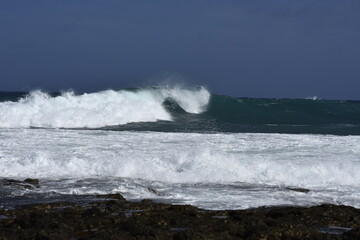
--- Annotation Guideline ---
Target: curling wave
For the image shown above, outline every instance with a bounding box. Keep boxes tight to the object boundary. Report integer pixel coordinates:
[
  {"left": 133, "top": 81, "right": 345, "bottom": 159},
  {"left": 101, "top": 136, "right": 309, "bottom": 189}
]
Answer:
[
  {"left": 0, "top": 87, "right": 210, "bottom": 128},
  {"left": 1, "top": 87, "right": 360, "bottom": 134}
]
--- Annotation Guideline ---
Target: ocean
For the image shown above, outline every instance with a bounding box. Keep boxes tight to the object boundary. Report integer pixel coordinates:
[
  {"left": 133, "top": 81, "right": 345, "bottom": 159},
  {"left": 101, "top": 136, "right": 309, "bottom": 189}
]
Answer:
[{"left": 0, "top": 86, "right": 359, "bottom": 210}]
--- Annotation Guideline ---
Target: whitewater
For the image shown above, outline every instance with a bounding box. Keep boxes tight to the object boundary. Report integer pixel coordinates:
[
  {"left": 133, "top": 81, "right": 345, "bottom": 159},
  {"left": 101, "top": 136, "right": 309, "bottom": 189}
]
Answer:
[
  {"left": 0, "top": 87, "right": 359, "bottom": 210},
  {"left": 0, "top": 87, "right": 210, "bottom": 128}
]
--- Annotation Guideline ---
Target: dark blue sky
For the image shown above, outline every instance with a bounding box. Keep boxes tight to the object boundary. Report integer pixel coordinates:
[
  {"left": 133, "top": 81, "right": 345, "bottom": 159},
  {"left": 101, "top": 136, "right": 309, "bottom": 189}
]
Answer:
[{"left": 0, "top": 0, "right": 359, "bottom": 99}]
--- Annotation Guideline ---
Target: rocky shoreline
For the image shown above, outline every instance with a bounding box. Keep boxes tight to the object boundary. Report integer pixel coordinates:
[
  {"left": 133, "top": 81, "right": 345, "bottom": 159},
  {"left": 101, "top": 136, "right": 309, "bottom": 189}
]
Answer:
[{"left": 1, "top": 179, "right": 360, "bottom": 239}]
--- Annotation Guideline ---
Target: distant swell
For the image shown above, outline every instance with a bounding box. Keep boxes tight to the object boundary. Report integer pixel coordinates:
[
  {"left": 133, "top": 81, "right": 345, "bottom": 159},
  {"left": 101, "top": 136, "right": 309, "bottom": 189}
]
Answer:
[{"left": 0, "top": 87, "right": 210, "bottom": 128}]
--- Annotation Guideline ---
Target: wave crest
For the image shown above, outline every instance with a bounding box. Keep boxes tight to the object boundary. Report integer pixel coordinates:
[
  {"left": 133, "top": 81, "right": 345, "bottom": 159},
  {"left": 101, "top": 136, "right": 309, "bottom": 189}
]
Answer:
[{"left": 0, "top": 87, "right": 210, "bottom": 128}]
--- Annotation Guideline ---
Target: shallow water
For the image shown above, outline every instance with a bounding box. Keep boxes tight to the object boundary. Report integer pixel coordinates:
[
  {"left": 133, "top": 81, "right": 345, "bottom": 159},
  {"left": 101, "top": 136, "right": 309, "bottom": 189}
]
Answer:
[{"left": 1, "top": 129, "right": 359, "bottom": 210}]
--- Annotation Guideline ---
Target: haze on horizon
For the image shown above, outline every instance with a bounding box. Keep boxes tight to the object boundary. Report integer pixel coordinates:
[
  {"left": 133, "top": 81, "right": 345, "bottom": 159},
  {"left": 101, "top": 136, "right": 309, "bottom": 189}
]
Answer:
[{"left": 0, "top": 0, "right": 359, "bottom": 100}]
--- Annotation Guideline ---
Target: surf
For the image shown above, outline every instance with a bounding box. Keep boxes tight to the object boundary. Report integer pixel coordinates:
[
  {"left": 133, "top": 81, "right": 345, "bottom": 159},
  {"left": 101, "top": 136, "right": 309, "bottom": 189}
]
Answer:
[
  {"left": 0, "top": 87, "right": 210, "bottom": 128},
  {"left": 1, "top": 129, "right": 360, "bottom": 209},
  {"left": 1, "top": 87, "right": 360, "bottom": 135}
]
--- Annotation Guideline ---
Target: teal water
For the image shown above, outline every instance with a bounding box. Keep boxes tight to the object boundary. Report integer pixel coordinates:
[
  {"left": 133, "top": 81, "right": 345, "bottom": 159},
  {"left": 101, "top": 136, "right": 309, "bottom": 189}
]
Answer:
[
  {"left": 0, "top": 88, "right": 359, "bottom": 135},
  {"left": 1, "top": 88, "right": 360, "bottom": 210}
]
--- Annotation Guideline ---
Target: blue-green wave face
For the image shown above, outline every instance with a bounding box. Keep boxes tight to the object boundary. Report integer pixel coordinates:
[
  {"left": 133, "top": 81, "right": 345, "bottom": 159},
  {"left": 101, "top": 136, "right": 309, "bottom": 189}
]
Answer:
[{"left": 0, "top": 87, "right": 359, "bottom": 135}]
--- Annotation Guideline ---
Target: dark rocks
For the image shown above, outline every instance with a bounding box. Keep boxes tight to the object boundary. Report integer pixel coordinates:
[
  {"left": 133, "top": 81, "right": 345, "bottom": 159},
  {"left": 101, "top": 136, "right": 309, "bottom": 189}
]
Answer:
[
  {"left": 147, "top": 187, "right": 166, "bottom": 196},
  {"left": 285, "top": 187, "right": 311, "bottom": 193},
  {"left": 98, "top": 193, "right": 126, "bottom": 201},
  {"left": 0, "top": 194, "right": 359, "bottom": 239},
  {"left": 318, "top": 226, "right": 352, "bottom": 235},
  {"left": 0, "top": 178, "right": 40, "bottom": 190},
  {"left": 23, "top": 178, "right": 40, "bottom": 186}
]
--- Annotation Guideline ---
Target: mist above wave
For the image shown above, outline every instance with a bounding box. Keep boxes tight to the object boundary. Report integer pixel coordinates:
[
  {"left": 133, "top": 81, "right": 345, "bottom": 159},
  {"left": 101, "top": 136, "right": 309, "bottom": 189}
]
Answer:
[{"left": 0, "top": 87, "right": 210, "bottom": 128}]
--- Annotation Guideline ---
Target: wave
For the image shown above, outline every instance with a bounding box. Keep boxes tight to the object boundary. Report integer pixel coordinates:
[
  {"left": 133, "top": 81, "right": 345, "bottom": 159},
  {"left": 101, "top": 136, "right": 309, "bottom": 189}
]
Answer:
[
  {"left": 0, "top": 87, "right": 210, "bottom": 128},
  {"left": 2, "top": 129, "right": 360, "bottom": 209},
  {"left": 1, "top": 87, "right": 360, "bottom": 134},
  {"left": 1, "top": 130, "right": 360, "bottom": 187}
]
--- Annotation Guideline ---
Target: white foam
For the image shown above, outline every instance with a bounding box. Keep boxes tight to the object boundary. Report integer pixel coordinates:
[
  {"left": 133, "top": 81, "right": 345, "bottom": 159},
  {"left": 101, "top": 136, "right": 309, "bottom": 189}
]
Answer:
[
  {"left": 159, "top": 87, "right": 210, "bottom": 114},
  {"left": 306, "top": 96, "right": 320, "bottom": 100},
  {"left": 1, "top": 129, "right": 360, "bottom": 209},
  {"left": 0, "top": 87, "right": 210, "bottom": 128},
  {"left": 0, "top": 130, "right": 359, "bottom": 184}
]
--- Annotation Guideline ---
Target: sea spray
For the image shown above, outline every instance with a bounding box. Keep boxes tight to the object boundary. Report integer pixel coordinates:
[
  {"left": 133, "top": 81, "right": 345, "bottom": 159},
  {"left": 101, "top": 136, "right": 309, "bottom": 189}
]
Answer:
[{"left": 0, "top": 87, "right": 210, "bottom": 128}]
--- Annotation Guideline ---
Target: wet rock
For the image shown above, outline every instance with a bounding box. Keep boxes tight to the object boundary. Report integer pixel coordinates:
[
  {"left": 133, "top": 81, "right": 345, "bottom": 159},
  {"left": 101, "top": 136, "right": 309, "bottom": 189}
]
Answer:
[
  {"left": 318, "top": 226, "right": 352, "bottom": 235},
  {"left": 99, "top": 193, "right": 126, "bottom": 201},
  {"left": 0, "top": 193, "right": 359, "bottom": 239},
  {"left": 0, "top": 178, "right": 40, "bottom": 190},
  {"left": 147, "top": 187, "right": 165, "bottom": 196},
  {"left": 344, "top": 228, "right": 360, "bottom": 239},
  {"left": 24, "top": 178, "right": 40, "bottom": 186},
  {"left": 285, "top": 187, "right": 311, "bottom": 193}
]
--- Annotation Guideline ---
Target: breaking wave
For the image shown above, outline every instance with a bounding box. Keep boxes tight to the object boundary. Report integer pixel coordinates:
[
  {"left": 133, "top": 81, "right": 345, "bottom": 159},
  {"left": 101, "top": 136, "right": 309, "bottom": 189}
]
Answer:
[
  {"left": 1, "top": 87, "right": 360, "bottom": 135},
  {"left": 0, "top": 87, "right": 210, "bottom": 128},
  {"left": 1, "top": 129, "right": 360, "bottom": 189}
]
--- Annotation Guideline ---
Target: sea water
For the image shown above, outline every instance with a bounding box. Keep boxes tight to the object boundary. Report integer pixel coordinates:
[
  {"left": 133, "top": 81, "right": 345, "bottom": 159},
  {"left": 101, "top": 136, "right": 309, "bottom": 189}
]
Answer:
[{"left": 0, "top": 87, "right": 359, "bottom": 210}]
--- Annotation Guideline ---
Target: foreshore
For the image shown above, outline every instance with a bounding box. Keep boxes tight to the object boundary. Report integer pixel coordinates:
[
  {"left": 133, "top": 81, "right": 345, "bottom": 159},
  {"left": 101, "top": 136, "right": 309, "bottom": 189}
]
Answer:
[
  {"left": 1, "top": 179, "right": 360, "bottom": 239},
  {"left": 0, "top": 194, "right": 360, "bottom": 239}
]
